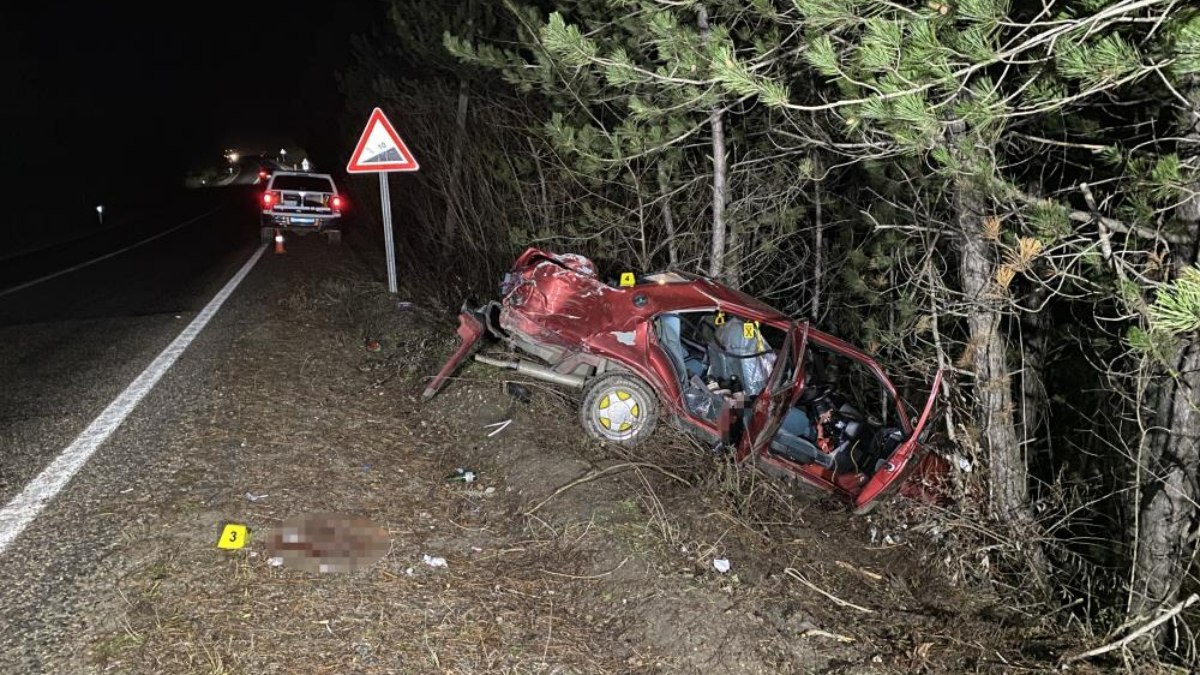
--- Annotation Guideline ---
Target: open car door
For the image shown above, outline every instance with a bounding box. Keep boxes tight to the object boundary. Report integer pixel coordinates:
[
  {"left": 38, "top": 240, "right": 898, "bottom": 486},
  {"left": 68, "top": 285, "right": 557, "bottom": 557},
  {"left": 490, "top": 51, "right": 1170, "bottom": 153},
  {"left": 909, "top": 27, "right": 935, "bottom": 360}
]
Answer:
[
  {"left": 737, "top": 323, "right": 809, "bottom": 461},
  {"left": 852, "top": 369, "right": 943, "bottom": 511}
]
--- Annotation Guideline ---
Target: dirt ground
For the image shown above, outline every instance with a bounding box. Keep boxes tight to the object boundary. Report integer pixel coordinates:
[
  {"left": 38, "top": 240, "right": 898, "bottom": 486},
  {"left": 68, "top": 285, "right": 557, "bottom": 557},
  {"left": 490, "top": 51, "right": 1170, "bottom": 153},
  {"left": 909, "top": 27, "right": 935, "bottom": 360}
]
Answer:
[{"left": 73, "top": 242, "right": 1107, "bottom": 674}]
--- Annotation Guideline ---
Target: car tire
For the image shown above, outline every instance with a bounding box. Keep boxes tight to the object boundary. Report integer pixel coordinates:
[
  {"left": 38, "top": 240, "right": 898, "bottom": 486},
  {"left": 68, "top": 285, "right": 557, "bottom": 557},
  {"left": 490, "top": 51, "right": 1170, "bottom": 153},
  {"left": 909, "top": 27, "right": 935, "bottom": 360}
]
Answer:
[
  {"left": 327, "top": 230, "right": 341, "bottom": 246},
  {"left": 260, "top": 226, "right": 274, "bottom": 244},
  {"left": 579, "top": 373, "right": 658, "bottom": 447}
]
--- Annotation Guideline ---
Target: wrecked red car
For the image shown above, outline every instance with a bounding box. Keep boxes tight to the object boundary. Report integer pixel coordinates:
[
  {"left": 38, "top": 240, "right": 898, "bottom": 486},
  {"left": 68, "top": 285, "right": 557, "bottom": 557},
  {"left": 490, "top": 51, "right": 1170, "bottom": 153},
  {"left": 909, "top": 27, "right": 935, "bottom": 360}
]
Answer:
[{"left": 425, "top": 248, "right": 941, "bottom": 512}]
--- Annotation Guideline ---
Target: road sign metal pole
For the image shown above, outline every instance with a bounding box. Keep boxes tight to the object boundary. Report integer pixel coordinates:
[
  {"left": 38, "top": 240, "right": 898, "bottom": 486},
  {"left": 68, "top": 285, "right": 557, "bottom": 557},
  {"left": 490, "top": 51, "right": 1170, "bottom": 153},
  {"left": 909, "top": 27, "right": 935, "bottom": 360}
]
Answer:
[{"left": 378, "top": 173, "right": 398, "bottom": 294}]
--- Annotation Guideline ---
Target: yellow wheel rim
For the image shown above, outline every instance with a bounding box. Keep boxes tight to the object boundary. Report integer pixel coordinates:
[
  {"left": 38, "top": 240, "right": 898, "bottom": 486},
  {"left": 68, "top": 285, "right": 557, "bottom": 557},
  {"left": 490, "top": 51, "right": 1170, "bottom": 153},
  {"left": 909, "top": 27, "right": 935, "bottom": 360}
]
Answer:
[{"left": 594, "top": 388, "right": 642, "bottom": 439}]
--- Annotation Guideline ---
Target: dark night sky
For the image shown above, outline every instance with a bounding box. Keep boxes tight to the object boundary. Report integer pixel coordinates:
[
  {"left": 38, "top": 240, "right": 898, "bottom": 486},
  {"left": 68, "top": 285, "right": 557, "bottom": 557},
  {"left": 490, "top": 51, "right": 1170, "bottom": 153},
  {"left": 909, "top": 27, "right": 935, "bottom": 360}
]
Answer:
[{"left": 2, "top": 2, "right": 383, "bottom": 201}]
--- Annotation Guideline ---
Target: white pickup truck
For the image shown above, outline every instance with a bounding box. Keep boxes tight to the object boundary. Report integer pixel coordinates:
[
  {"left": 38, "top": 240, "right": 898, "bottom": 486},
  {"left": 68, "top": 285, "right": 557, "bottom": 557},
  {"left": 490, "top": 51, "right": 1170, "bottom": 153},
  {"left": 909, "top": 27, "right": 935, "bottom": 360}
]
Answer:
[{"left": 260, "top": 171, "right": 345, "bottom": 245}]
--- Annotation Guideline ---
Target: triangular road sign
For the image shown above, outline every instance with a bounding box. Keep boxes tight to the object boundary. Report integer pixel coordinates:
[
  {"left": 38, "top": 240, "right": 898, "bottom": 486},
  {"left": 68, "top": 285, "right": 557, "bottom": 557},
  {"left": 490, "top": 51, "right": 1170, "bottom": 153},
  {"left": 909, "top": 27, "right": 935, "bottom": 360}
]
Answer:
[{"left": 346, "top": 108, "right": 420, "bottom": 173}]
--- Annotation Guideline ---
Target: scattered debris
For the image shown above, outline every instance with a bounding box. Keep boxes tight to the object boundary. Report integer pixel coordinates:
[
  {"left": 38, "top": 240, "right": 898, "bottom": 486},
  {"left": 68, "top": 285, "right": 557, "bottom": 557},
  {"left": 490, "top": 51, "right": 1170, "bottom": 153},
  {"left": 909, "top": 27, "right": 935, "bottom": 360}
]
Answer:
[
  {"left": 422, "top": 554, "right": 448, "bottom": 568},
  {"left": 245, "top": 492, "right": 269, "bottom": 502},
  {"left": 484, "top": 419, "right": 513, "bottom": 437},
  {"left": 364, "top": 338, "right": 381, "bottom": 352},
  {"left": 396, "top": 301, "right": 415, "bottom": 311},
  {"left": 268, "top": 556, "right": 284, "bottom": 567},
  {"left": 447, "top": 468, "right": 476, "bottom": 484},
  {"left": 505, "top": 381, "right": 532, "bottom": 403},
  {"left": 713, "top": 558, "right": 731, "bottom": 574}
]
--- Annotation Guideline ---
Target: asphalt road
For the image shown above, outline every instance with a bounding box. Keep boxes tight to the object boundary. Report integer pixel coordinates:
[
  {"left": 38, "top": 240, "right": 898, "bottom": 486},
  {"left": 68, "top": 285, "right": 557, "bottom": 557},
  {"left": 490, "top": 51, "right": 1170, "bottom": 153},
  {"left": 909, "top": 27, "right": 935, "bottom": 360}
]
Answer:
[
  {"left": 0, "top": 187, "right": 271, "bottom": 671},
  {"left": 0, "top": 189, "right": 261, "bottom": 505}
]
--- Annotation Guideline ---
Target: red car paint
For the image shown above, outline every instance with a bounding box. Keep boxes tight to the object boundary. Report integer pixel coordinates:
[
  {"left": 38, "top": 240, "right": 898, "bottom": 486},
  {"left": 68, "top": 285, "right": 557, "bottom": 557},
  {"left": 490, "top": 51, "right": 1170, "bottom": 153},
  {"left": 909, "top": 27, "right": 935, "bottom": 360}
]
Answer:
[{"left": 425, "top": 248, "right": 943, "bottom": 511}]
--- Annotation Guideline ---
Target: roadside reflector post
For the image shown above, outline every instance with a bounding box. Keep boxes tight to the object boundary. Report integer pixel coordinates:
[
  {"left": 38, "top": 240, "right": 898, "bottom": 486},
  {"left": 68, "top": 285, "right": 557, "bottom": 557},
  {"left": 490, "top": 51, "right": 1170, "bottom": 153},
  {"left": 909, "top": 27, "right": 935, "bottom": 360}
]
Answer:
[{"left": 345, "top": 107, "right": 420, "bottom": 296}]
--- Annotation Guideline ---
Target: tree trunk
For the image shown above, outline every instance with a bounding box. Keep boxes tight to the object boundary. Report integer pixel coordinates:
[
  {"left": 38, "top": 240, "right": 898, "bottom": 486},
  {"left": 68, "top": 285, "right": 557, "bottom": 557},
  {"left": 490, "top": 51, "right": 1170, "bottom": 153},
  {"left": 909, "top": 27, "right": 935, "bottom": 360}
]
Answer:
[
  {"left": 1129, "top": 77, "right": 1200, "bottom": 635},
  {"left": 955, "top": 182, "right": 1027, "bottom": 519},
  {"left": 658, "top": 162, "right": 678, "bottom": 267},
  {"left": 1019, "top": 287, "right": 1051, "bottom": 451},
  {"left": 443, "top": 78, "right": 470, "bottom": 244},
  {"left": 958, "top": 178, "right": 1053, "bottom": 596},
  {"left": 631, "top": 167, "right": 647, "bottom": 267},
  {"left": 1130, "top": 325, "right": 1200, "bottom": 626},
  {"left": 811, "top": 174, "right": 824, "bottom": 320},
  {"left": 698, "top": 6, "right": 729, "bottom": 284}
]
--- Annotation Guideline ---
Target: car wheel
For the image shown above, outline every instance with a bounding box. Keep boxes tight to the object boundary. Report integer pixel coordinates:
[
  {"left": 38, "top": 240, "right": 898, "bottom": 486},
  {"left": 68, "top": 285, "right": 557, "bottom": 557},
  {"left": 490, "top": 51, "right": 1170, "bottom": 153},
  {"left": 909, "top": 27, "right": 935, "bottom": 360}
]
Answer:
[
  {"left": 260, "top": 226, "right": 274, "bottom": 244},
  {"left": 327, "top": 230, "right": 341, "bottom": 246},
  {"left": 579, "top": 373, "right": 658, "bottom": 446}
]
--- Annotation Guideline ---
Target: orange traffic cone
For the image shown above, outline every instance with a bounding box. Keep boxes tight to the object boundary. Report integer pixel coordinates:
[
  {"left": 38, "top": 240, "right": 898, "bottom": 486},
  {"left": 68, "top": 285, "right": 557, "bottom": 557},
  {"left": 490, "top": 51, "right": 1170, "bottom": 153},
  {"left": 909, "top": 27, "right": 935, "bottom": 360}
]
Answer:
[{"left": 274, "top": 230, "right": 285, "bottom": 255}]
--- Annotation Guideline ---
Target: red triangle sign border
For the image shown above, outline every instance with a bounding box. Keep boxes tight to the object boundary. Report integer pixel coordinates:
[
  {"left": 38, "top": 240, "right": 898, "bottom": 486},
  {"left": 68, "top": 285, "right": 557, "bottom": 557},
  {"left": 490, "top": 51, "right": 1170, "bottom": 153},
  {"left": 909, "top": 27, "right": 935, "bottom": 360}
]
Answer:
[{"left": 346, "top": 108, "right": 420, "bottom": 173}]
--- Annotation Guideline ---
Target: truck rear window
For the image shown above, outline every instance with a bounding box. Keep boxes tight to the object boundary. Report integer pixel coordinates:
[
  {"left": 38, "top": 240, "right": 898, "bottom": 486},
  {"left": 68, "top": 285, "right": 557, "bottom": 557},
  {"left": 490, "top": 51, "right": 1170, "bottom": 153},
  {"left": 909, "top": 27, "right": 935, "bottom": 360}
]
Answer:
[{"left": 272, "top": 176, "right": 335, "bottom": 192}]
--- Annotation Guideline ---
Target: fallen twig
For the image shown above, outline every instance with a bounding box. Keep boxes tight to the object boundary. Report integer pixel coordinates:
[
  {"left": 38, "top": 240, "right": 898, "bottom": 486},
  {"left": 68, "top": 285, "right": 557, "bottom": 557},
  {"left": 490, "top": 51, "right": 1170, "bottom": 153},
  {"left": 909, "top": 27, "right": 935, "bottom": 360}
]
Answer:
[
  {"left": 798, "top": 624, "right": 855, "bottom": 643},
  {"left": 524, "top": 462, "right": 691, "bottom": 516},
  {"left": 484, "top": 418, "right": 513, "bottom": 437},
  {"left": 835, "top": 560, "right": 884, "bottom": 582},
  {"left": 1062, "top": 593, "right": 1199, "bottom": 665},
  {"left": 785, "top": 568, "right": 874, "bottom": 614}
]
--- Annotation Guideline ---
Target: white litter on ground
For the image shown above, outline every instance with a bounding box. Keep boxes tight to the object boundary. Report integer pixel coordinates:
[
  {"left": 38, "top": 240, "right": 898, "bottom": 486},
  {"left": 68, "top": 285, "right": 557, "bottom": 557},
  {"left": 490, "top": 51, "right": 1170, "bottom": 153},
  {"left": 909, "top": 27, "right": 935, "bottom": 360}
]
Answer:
[
  {"left": 423, "top": 554, "right": 448, "bottom": 568},
  {"left": 713, "top": 558, "right": 731, "bottom": 573}
]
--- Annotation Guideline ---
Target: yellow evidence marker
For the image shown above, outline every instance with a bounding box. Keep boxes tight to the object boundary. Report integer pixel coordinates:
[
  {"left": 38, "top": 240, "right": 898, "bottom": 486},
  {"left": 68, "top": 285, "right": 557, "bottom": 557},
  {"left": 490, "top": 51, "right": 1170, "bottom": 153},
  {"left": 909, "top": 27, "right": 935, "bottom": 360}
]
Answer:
[
  {"left": 743, "top": 321, "right": 758, "bottom": 339},
  {"left": 218, "top": 523, "right": 248, "bottom": 550},
  {"left": 714, "top": 311, "right": 726, "bottom": 326},
  {"left": 619, "top": 272, "right": 636, "bottom": 287}
]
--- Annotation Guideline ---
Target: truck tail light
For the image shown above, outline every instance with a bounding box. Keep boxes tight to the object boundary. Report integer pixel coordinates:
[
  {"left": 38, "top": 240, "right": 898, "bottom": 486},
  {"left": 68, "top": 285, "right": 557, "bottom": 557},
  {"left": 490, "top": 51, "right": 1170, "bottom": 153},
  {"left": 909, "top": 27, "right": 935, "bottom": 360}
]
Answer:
[
  {"left": 331, "top": 195, "right": 344, "bottom": 211},
  {"left": 262, "top": 192, "right": 275, "bottom": 206}
]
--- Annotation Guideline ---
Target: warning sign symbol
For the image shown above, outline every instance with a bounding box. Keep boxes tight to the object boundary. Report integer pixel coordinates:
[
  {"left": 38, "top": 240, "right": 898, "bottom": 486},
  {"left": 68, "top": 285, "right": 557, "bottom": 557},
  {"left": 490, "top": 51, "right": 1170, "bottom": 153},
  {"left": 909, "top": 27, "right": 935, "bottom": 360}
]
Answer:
[{"left": 346, "top": 108, "right": 419, "bottom": 173}]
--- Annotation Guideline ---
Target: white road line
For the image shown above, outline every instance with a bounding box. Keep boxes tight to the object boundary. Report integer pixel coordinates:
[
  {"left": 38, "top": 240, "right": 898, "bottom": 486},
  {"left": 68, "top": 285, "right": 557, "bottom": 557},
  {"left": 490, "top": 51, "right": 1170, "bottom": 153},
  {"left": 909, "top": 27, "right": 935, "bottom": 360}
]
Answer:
[
  {"left": 0, "top": 242, "right": 268, "bottom": 554},
  {"left": 0, "top": 207, "right": 222, "bottom": 299}
]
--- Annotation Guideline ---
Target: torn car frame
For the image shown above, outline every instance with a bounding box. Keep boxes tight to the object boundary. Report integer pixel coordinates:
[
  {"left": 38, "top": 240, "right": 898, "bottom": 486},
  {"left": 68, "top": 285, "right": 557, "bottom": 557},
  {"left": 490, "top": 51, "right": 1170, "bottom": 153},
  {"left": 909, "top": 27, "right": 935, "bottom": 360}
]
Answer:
[{"left": 424, "top": 248, "right": 942, "bottom": 512}]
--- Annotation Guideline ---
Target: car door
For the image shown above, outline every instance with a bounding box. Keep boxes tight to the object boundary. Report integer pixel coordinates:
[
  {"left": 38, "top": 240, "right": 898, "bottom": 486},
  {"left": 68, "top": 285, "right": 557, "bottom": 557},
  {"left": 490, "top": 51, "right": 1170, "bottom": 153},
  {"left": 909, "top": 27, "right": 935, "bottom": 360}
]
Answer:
[
  {"left": 737, "top": 323, "right": 809, "bottom": 460},
  {"left": 852, "top": 369, "right": 943, "bottom": 511}
]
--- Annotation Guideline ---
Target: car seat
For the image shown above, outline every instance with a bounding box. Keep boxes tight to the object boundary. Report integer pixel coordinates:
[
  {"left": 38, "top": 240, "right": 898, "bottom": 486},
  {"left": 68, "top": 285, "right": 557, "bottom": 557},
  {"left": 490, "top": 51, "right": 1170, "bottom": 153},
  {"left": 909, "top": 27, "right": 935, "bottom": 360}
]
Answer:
[
  {"left": 711, "top": 318, "right": 774, "bottom": 394},
  {"left": 658, "top": 314, "right": 723, "bottom": 421}
]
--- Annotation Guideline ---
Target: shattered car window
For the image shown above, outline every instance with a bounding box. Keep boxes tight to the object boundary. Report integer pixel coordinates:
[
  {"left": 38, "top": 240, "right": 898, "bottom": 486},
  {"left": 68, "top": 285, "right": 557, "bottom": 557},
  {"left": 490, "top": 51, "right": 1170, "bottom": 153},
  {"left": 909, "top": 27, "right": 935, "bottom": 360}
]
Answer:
[{"left": 806, "top": 343, "right": 901, "bottom": 430}]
